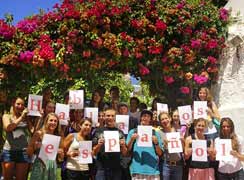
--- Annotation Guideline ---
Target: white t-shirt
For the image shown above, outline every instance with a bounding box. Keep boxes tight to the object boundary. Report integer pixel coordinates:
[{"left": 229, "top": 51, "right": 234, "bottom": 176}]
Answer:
[{"left": 217, "top": 135, "right": 244, "bottom": 174}]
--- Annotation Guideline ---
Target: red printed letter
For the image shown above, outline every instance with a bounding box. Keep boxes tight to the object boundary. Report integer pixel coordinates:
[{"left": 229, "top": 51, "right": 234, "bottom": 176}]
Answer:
[
  {"left": 141, "top": 134, "right": 149, "bottom": 142},
  {"left": 195, "top": 148, "right": 204, "bottom": 156},
  {"left": 118, "top": 123, "right": 125, "bottom": 130},
  {"left": 73, "top": 94, "right": 81, "bottom": 104},
  {"left": 197, "top": 108, "right": 203, "bottom": 115},
  {"left": 58, "top": 112, "right": 65, "bottom": 120},
  {"left": 30, "top": 99, "right": 41, "bottom": 111},
  {"left": 45, "top": 144, "right": 54, "bottom": 154},
  {"left": 221, "top": 143, "right": 226, "bottom": 156},
  {"left": 82, "top": 149, "right": 88, "bottom": 158},
  {"left": 108, "top": 138, "right": 117, "bottom": 151},
  {"left": 182, "top": 113, "right": 190, "bottom": 121},
  {"left": 169, "top": 138, "right": 180, "bottom": 148}
]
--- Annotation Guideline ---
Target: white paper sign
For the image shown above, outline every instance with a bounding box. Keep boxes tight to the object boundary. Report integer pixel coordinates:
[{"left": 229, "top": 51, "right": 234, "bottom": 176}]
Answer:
[
  {"left": 192, "top": 140, "right": 207, "bottom": 162},
  {"left": 137, "top": 125, "right": 152, "bottom": 147},
  {"left": 104, "top": 131, "right": 120, "bottom": 152},
  {"left": 178, "top": 105, "right": 192, "bottom": 125},
  {"left": 78, "top": 141, "right": 93, "bottom": 164},
  {"left": 55, "top": 103, "right": 70, "bottom": 125},
  {"left": 116, "top": 115, "right": 129, "bottom": 134},
  {"left": 27, "top": 94, "right": 43, "bottom": 116},
  {"left": 215, "top": 139, "right": 232, "bottom": 161},
  {"left": 84, "top": 107, "right": 98, "bottom": 127},
  {"left": 69, "top": 90, "right": 84, "bottom": 109},
  {"left": 38, "top": 134, "right": 61, "bottom": 165},
  {"left": 193, "top": 101, "right": 208, "bottom": 119},
  {"left": 166, "top": 132, "right": 183, "bottom": 153},
  {"left": 157, "top": 103, "right": 168, "bottom": 121}
]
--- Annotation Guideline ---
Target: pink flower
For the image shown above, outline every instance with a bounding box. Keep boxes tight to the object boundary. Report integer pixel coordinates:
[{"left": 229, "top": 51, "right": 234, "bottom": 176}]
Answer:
[
  {"left": 155, "top": 19, "right": 167, "bottom": 32},
  {"left": 123, "top": 49, "right": 130, "bottom": 57},
  {"left": 39, "top": 46, "right": 55, "bottom": 60},
  {"left": 148, "top": 45, "right": 162, "bottom": 54},
  {"left": 219, "top": 8, "right": 229, "bottom": 22},
  {"left": 180, "top": 86, "right": 190, "bottom": 94},
  {"left": 206, "top": 39, "right": 218, "bottom": 49},
  {"left": 135, "top": 52, "right": 143, "bottom": 59},
  {"left": 139, "top": 63, "right": 150, "bottom": 76},
  {"left": 18, "top": 51, "right": 34, "bottom": 63},
  {"left": 190, "top": 39, "right": 201, "bottom": 48},
  {"left": 193, "top": 74, "right": 208, "bottom": 85},
  {"left": 207, "top": 56, "right": 217, "bottom": 64},
  {"left": 0, "top": 20, "right": 16, "bottom": 39},
  {"left": 16, "top": 19, "right": 38, "bottom": 34},
  {"left": 164, "top": 76, "right": 174, "bottom": 84}
]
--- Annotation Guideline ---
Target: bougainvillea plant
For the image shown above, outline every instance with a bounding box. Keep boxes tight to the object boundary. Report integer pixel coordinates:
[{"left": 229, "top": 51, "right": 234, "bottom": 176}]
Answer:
[{"left": 0, "top": 0, "right": 229, "bottom": 104}]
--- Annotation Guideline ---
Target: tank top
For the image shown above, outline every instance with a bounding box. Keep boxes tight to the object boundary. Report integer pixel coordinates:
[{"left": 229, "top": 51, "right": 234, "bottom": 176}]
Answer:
[
  {"left": 3, "top": 115, "right": 29, "bottom": 150},
  {"left": 189, "top": 134, "right": 212, "bottom": 169},
  {"left": 66, "top": 133, "right": 89, "bottom": 171}
]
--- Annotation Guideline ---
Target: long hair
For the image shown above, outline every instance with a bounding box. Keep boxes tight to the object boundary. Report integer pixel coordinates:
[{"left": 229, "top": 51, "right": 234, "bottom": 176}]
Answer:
[
  {"left": 11, "top": 97, "right": 25, "bottom": 116},
  {"left": 220, "top": 117, "right": 239, "bottom": 152},
  {"left": 79, "top": 117, "right": 92, "bottom": 140},
  {"left": 197, "top": 87, "right": 213, "bottom": 110},
  {"left": 42, "top": 112, "right": 61, "bottom": 136}
]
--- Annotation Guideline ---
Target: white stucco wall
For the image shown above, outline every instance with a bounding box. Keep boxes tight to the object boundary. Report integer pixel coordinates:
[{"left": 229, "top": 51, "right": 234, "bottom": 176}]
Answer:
[{"left": 212, "top": 11, "right": 244, "bottom": 137}]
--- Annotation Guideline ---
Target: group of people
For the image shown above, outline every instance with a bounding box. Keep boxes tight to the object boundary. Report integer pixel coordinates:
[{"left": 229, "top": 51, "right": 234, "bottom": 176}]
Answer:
[{"left": 0, "top": 86, "right": 243, "bottom": 180}]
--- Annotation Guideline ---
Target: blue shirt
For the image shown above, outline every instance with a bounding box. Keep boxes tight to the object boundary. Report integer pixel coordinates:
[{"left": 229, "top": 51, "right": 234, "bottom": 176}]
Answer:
[{"left": 126, "top": 128, "right": 163, "bottom": 175}]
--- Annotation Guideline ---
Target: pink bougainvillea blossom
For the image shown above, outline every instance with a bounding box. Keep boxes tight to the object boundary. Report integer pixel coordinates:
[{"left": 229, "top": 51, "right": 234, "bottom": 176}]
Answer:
[
  {"left": 0, "top": 20, "right": 16, "bottom": 39},
  {"left": 18, "top": 51, "right": 34, "bottom": 63},
  {"left": 180, "top": 86, "right": 190, "bottom": 94},
  {"left": 139, "top": 63, "right": 150, "bottom": 76},
  {"left": 155, "top": 19, "right": 167, "bottom": 32},
  {"left": 193, "top": 74, "right": 208, "bottom": 84},
  {"left": 219, "top": 8, "right": 229, "bottom": 22},
  {"left": 16, "top": 19, "right": 38, "bottom": 34},
  {"left": 191, "top": 39, "right": 201, "bottom": 49},
  {"left": 207, "top": 56, "right": 217, "bottom": 64},
  {"left": 164, "top": 76, "right": 174, "bottom": 84}
]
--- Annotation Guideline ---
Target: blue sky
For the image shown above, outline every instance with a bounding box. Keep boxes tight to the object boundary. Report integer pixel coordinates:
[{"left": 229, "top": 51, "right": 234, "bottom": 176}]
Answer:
[{"left": 0, "top": 0, "right": 60, "bottom": 24}]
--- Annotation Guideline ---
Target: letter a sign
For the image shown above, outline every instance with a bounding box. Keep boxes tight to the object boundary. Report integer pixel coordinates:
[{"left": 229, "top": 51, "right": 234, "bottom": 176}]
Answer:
[{"left": 137, "top": 125, "right": 152, "bottom": 147}]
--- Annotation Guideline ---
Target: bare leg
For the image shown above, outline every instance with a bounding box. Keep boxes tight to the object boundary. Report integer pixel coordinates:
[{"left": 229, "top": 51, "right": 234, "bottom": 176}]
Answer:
[
  {"left": 16, "top": 163, "right": 29, "bottom": 180},
  {"left": 2, "top": 162, "right": 15, "bottom": 180}
]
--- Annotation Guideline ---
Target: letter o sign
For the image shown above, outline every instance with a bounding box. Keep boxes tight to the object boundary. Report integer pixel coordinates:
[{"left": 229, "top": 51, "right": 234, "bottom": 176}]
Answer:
[{"left": 195, "top": 148, "right": 204, "bottom": 156}]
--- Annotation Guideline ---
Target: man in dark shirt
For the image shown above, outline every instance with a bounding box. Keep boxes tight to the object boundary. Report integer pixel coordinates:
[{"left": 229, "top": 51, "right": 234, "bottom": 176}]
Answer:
[{"left": 92, "top": 109, "right": 127, "bottom": 180}]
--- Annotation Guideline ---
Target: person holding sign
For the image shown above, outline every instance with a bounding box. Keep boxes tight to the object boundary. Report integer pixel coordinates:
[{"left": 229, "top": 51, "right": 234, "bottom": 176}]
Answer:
[
  {"left": 126, "top": 110, "right": 163, "bottom": 180},
  {"left": 63, "top": 118, "right": 92, "bottom": 180},
  {"left": 27, "top": 113, "right": 64, "bottom": 180},
  {"left": 89, "top": 90, "right": 108, "bottom": 111},
  {"left": 217, "top": 117, "right": 244, "bottom": 180},
  {"left": 158, "top": 112, "right": 184, "bottom": 180},
  {"left": 1, "top": 97, "right": 31, "bottom": 180},
  {"left": 184, "top": 118, "right": 216, "bottom": 180},
  {"left": 196, "top": 87, "right": 221, "bottom": 140},
  {"left": 92, "top": 109, "right": 127, "bottom": 180}
]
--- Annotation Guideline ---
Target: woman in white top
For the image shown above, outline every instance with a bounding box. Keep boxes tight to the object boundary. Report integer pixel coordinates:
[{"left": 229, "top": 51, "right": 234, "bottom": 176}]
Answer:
[
  {"left": 217, "top": 117, "right": 244, "bottom": 180},
  {"left": 63, "top": 118, "right": 92, "bottom": 180}
]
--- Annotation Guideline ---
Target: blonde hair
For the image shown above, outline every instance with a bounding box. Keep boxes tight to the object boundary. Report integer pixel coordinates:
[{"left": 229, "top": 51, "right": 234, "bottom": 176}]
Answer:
[
  {"left": 220, "top": 117, "right": 239, "bottom": 152},
  {"left": 42, "top": 113, "right": 61, "bottom": 136}
]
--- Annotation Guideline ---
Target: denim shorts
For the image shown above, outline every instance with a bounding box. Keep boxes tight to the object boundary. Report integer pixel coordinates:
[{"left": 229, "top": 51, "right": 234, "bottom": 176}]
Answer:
[{"left": 1, "top": 149, "right": 31, "bottom": 163}]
